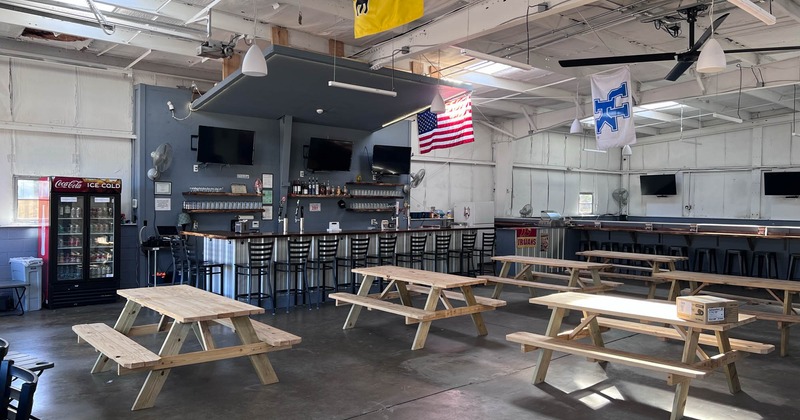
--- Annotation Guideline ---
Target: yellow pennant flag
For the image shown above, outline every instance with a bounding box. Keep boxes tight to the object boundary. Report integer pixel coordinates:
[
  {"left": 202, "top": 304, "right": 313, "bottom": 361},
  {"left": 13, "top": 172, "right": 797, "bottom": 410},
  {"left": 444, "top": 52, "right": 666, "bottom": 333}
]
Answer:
[{"left": 353, "top": 0, "right": 424, "bottom": 39}]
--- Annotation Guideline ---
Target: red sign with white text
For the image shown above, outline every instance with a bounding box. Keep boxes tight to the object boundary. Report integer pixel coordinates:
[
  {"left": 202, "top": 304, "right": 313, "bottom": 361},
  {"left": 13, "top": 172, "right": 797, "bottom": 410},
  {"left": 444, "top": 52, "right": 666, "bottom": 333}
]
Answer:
[
  {"left": 51, "top": 177, "right": 122, "bottom": 194},
  {"left": 515, "top": 228, "right": 537, "bottom": 248}
]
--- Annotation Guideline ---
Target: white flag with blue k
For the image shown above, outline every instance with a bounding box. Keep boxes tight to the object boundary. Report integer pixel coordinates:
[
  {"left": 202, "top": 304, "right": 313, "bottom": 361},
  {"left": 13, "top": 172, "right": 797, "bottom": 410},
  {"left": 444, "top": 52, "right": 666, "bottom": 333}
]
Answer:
[{"left": 590, "top": 66, "right": 636, "bottom": 150}]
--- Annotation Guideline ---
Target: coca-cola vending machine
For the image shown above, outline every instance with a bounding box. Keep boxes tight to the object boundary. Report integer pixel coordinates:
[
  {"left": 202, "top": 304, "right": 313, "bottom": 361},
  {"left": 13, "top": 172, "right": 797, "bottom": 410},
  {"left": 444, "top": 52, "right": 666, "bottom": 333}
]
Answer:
[{"left": 38, "top": 177, "right": 122, "bottom": 308}]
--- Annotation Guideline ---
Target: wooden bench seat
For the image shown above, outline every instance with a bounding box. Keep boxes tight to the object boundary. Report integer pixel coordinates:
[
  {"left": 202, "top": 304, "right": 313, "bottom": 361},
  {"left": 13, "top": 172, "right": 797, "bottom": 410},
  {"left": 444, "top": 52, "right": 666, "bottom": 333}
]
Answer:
[
  {"left": 740, "top": 310, "right": 800, "bottom": 324},
  {"left": 330, "top": 292, "right": 435, "bottom": 321},
  {"left": 593, "top": 317, "right": 774, "bottom": 354},
  {"left": 506, "top": 331, "right": 713, "bottom": 379},
  {"left": 527, "top": 272, "right": 623, "bottom": 289},
  {"left": 405, "top": 284, "right": 507, "bottom": 307},
  {"left": 479, "top": 275, "right": 579, "bottom": 292},
  {"left": 73, "top": 323, "right": 160, "bottom": 369},
  {"left": 212, "top": 318, "right": 302, "bottom": 347}
]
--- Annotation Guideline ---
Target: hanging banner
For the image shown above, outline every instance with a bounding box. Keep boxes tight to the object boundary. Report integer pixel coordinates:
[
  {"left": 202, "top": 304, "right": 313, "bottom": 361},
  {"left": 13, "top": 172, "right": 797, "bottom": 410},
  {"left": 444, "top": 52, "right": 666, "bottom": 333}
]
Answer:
[
  {"left": 590, "top": 66, "right": 637, "bottom": 150},
  {"left": 353, "top": 0, "right": 424, "bottom": 39}
]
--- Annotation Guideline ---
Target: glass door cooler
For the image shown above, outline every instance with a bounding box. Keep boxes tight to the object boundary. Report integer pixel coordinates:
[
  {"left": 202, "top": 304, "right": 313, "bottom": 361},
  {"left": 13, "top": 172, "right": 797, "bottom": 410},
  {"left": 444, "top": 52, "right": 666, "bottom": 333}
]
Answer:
[{"left": 39, "top": 177, "right": 122, "bottom": 308}]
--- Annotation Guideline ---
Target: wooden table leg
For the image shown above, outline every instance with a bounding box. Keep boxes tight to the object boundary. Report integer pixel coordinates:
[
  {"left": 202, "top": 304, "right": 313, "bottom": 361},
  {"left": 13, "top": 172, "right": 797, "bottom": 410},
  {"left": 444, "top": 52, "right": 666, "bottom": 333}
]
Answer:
[
  {"left": 193, "top": 321, "right": 216, "bottom": 351},
  {"left": 781, "top": 290, "right": 793, "bottom": 356},
  {"left": 715, "top": 330, "right": 741, "bottom": 394},
  {"left": 461, "top": 286, "right": 488, "bottom": 336},
  {"left": 533, "top": 307, "right": 566, "bottom": 384},
  {"left": 132, "top": 321, "right": 192, "bottom": 410},
  {"left": 93, "top": 300, "right": 142, "bottom": 373},
  {"left": 411, "top": 287, "right": 441, "bottom": 350},
  {"left": 491, "top": 262, "right": 511, "bottom": 299},
  {"left": 566, "top": 269, "right": 581, "bottom": 288},
  {"left": 671, "top": 327, "right": 700, "bottom": 420},
  {"left": 343, "top": 274, "right": 376, "bottom": 330},
  {"left": 231, "top": 316, "right": 278, "bottom": 385}
]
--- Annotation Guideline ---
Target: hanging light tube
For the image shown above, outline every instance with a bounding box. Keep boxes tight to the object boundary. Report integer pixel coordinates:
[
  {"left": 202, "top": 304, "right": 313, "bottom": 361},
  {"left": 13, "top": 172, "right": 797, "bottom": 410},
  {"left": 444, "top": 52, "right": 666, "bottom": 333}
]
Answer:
[
  {"left": 328, "top": 81, "right": 397, "bottom": 97},
  {"left": 727, "top": 0, "right": 777, "bottom": 25},
  {"left": 459, "top": 48, "right": 534, "bottom": 71},
  {"left": 712, "top": 113, "right": 743, "bottom": 123}
]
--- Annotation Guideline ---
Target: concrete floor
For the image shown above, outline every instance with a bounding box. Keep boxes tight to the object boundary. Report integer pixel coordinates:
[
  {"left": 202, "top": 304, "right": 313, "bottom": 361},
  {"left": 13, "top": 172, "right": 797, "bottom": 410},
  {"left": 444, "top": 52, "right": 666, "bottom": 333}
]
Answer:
[{"left": 2, "top": 285, "right": 799, "bottom": 420}]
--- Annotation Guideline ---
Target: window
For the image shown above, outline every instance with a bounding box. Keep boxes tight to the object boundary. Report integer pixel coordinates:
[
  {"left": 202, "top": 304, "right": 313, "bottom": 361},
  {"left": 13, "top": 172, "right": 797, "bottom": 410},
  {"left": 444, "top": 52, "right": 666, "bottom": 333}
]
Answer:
[
  {"left": 14, "top": 176, "right": 49, "bottom": 224},
  {"left": 578, "top": 192, "right": 594, "bottom": 215}
]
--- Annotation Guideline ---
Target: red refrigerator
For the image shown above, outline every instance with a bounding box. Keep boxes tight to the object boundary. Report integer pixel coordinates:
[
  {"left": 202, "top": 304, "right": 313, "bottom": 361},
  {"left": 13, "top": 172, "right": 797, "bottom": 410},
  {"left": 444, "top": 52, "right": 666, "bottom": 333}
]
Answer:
[{"left": 38, "top": 177, "right": 122, "bottom": 308}]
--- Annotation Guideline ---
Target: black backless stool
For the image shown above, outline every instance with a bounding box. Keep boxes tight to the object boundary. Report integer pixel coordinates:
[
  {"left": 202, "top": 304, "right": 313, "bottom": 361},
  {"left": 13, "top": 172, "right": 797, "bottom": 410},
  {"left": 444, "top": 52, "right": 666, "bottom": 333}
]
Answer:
[
  {"left": 723, "top": 249, "right": 748, "bottom": 276},
  {"left": 751, "top": 251, "right": 778, "bottom": 279},
  {"left": 694, "top": 248, "right": 718, "bottom": 273}
]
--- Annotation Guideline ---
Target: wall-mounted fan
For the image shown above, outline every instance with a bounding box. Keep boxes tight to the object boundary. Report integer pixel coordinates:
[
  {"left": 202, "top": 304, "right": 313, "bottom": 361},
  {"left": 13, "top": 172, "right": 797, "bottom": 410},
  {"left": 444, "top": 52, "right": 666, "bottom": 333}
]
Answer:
[
  {"left": 519, "top": 204, "right": 533, "bottom": 217},
  {"left": 147, "top": 143, "right": 173, "bottom": 181},
  {"left": 559, "top": 6, "right": 800, "bottom": 81},
  {"left": 403, "top": 169, "right": 426, "bottom": 193}
]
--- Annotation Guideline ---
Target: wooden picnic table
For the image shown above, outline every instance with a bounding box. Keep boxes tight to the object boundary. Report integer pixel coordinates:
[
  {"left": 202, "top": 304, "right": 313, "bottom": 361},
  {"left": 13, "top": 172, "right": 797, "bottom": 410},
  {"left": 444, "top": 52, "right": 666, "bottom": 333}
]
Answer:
[
  {"left": 508, "top": 292, "right": 766, "bottom": 420},
  {"left": 576, "top": 250, "right": 689, "bottom": 299},
  {"left": 653, "top": 270, "right": 800, "bottom": 356},
  {"left": 73, "top": 285, "right": 301, "bottom": 410},
  {"left": 486, "top": 255, "right": 616, "bottom": 299},
  {"left": 330, "top": 265, "right": 505, "bottom": 350}
]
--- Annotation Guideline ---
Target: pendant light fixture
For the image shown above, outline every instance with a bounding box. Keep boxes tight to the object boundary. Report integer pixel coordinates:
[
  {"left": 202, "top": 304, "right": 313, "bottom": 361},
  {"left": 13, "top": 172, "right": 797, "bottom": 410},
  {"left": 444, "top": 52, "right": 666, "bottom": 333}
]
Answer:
[
  {"left": 569, "top": 80, "right": 582, "bottom": 134},
  {"left": 430, "top": 51, "right": 445, "bottom": 114},
  {"left": 622, "top": 144, "right": 633, "bottom": 156},
  {"left": 697, "top": 0, "right": 726, "bottom": 74},
  {"left": 242, "top": 0, "right": 267, "bottom": 77}
]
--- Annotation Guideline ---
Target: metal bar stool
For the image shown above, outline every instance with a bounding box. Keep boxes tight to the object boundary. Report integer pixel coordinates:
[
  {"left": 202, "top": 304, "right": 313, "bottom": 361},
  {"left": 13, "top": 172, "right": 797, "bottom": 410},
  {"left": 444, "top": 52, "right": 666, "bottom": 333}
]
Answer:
[
  {"left": 474, "top": 231, "right": 496, "bottom": 275},
  {"left": 366, "top": 234, "right": 398, "bottom": 290},
  {"left": 335, "top": 236, "right": 371, "bottom": 293},
  {"left": 423, "top": 233, "right": 451, "bottom": 273},
  {"left": 751, "top": 251, "right": 778, "bottom": 279},
  {"left": 448, "top": 231, "right": 477, "bottom": 276},
  {"left": 307, "top": 237, "right": 340, "bottom": 308},
  {"left": 234, "top": 240, "right": 274, "bottom": 310},
  {"left": 397, "top": 234, "right": 428, "bottom": 270},
  {"left": 168, "top": 238, "right": 192, "bottom": 285},
  {"left": 274, "top": 238, "right": 312, "bottom": 312},
  {"left": 723, "top": 249, "right": 748, "bottom": 276},
  {"left": 185, "top": 239, "right": 224, "bottom": 295}
]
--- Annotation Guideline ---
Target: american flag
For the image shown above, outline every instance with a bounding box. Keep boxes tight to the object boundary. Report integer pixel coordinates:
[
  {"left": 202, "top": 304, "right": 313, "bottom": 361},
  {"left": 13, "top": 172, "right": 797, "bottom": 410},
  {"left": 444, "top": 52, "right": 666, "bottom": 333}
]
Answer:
[{"left": 417, "top": 94, "right": 474, "bottom": 154}]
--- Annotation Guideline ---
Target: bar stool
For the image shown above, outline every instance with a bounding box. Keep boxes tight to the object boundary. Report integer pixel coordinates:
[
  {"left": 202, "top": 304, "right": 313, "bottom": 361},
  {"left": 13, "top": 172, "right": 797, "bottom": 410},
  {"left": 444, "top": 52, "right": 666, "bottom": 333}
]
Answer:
[
  {"left": 396, "top": 234, "right": 428, "bottom": 270},
  {"left": 787, "top": 253, "right": 800, "bottom": 280},
  {"left": 168, "top": 238, "right": 192, "bottom": 285},
  {"left": 449, "top": 231, "right": 477, "bottom": 276},
  {"left": 273, "top": 238, "right": 312, "bottom": 312},
  {"left": 366, "top": 234, "right": 398, "bottom": 291},
  {"left": 335, "top": 236, "right": 370, "bottom": 293},
  {"left": 423, "top": 233, "right": 451, "bottom": 273},
  {"left": 186, "top": 239, "right": 224, "bottom": 295},
  {"left": 307, "top": 237, "right": 340, "bottom": 308},
  {"left": 723, "top": 249, "right": 748, "bottom": 276},
  {"left": 694, "top": 248, "right": 718, "bottom": 273},
  {"left": 668, "top": 246, "right": 690, "bottom": 271},
  {"left": 600, "top": 242, "right": 620, "bottom": 251},
  {"left": 751, "top": 251, "right": 778, "bottom": 279},
  {"left": 234, "top": 240, "right": 274, "bottom": 309},
  {"left": 474, "top": 231, "right": 496, "bottom": 275},
  {"left": 642, "top": 244, "right": 664, "bottom": 255}
]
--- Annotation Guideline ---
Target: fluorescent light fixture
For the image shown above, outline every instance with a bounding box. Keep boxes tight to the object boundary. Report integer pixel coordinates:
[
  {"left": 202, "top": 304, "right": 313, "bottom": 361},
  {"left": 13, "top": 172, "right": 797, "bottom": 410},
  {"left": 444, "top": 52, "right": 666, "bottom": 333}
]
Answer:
[
  {"left": 697, "top": 38, "right": 726, "bottom": 73},
  {"left": 242, "top": 44, "right": 267, "bottom": 77},
  {"left": 583, "top": 148, "right": 607, "bottom": 154},
  {"left": 459, "top": 48, "right": 533, "bottom": 71},
  {"left": 328, "top": 81, "right": 397, "bottom": 97},
  {"left": 712, "top": 112, "right": 743, "bottom": 123},
  {"left": 727, "top": 0, "right": 777, "bottom": 25},
  {"left": 465, "top": 61, "right": 515, "bottom": 75},
  {"left": 638, "top": 101, "right": 680, "bottom": 110},
  {"left": 622, "top": 144, "right": 633, "bottom": 156}
]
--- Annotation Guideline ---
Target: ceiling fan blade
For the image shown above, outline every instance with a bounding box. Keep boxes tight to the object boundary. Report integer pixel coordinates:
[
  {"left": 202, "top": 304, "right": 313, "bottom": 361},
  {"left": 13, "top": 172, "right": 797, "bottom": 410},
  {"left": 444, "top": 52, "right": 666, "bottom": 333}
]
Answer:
[
  {"left": 664, "top": 60, "right": 696, "bottom": 81},
  {"left": 724, "top": 46, "right": 800, "bottom": 54},
  {"left": 559, "top": 52, "right": 677, "bottom": 68},
  {"left": 689, "top": 13, "right": 730, "bottom": 52}
]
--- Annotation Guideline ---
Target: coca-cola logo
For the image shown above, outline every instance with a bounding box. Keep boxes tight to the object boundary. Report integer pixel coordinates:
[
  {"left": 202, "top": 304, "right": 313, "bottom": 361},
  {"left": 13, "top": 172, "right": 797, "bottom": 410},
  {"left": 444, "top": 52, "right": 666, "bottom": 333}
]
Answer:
[{"left": 54, "top": 179, "right": 83, "bottom": 189}]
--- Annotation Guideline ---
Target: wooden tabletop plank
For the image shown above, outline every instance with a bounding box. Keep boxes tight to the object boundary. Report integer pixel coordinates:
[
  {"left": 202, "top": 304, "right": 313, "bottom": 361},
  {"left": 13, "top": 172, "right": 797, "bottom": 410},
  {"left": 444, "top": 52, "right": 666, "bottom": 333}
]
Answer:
[
  {"left": 529, "top": 292, "right": 756, "bottom": 331},
  {"left": 652, "top": 271, "right": 800, "bottom": 292},
  {"left": 351, "top": 266, "right": 486, "bottom": 288},
  {"left": 118, "top": 285, "right": 264, "bottom": 322},
  {"left": 576, "top": 250, "right": 688, "bottom": 263},
  {"left": 492, "top": 255, "right": 612, "bottom": 270}
]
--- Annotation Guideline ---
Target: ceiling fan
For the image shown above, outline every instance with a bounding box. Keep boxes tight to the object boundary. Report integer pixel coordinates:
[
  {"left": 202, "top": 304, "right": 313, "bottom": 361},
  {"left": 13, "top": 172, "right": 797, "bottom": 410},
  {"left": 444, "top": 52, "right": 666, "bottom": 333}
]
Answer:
[{"left": 559, "top": 6, "right": 800, "bottom": 81}]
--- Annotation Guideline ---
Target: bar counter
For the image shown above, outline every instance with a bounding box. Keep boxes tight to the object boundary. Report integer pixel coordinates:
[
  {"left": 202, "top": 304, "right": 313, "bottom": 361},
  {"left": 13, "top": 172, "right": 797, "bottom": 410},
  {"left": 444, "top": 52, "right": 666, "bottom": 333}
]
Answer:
[{"left": 182, "top": 226, "right": 494, "bottom": 300}]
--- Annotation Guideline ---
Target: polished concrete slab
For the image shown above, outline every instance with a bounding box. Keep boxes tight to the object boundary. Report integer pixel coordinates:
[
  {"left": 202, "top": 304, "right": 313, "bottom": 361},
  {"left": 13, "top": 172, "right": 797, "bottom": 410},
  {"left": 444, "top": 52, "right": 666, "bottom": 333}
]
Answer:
[{"left": 2, "top": 285, "right": 798, "bottom": 420}]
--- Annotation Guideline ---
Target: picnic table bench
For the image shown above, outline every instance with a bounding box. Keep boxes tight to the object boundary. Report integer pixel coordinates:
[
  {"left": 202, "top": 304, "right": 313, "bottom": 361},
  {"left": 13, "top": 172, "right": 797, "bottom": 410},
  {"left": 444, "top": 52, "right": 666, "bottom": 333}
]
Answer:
[
  {"left": 576, "top": 250, "right": 688, "bottom": 299},
  {"left": 487, "top": 255, "right": 618, "bottom": 299}
]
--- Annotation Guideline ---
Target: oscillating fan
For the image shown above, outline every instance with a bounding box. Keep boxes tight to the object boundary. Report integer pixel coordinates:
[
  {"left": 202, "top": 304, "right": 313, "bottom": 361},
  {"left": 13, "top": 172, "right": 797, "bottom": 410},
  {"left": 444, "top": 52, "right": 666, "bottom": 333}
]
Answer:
[
  {"left": 519, "top": 204, "right": 533, "bottom": 217},
  {"left": 612, "top": 188, "right": 629, "bottom": 215},
  {"left": 403, "top": 169, "right": 426, "bottom": 194},
  {"left": 147, "top": 143, "right": 173, "bottom": 181}
]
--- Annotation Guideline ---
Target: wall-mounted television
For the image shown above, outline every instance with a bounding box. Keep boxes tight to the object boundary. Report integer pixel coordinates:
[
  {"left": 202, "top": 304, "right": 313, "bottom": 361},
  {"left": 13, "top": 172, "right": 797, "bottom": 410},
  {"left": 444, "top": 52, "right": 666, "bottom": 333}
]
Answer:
[
  {"left": 640, "top": 174, "right": 677, "bottom": 196},
  {"left": 372, "top": 145, "right": 411, "bottom": 175},
  {"left": 196, "top": 125, "right": 255, "bottom": 165},
  {"left": 307, "top": 138, "right": 353, "bottom": 171},
  {"left": 764, "top": 171, "right": 800, "bottom": 196}
]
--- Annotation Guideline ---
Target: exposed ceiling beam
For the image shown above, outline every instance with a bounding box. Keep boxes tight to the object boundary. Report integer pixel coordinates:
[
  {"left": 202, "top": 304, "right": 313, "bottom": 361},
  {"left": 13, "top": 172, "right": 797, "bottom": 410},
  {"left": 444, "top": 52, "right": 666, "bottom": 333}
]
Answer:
[
  {"left": 472, "top": 99, "right": 531, "bottom": 115},
  {"left": 681, "top": 98, "right": 752, "bottom": 120},
  {"left": 773, "top": 0, "right": 800, "bottom": 23},
  {"left": 744, "top": 89, "right": 800, "bottom": 111},
  {"left": 359, "top": 0, "right": 600, "bottom": 69},
  {"left": 450, "top": 72, "right": 574, "bottom": 100},
  {"left": 635, "top": 110, "right": 700, "bottom": 128}
]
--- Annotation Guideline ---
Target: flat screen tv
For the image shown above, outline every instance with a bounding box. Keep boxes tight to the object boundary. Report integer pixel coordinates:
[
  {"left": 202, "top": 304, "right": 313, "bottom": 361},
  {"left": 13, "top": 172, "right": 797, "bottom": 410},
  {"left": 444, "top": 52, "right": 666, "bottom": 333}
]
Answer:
[
  {"left": 764, "top": 171, "right": 800, "bottom": 196},
  {"left": 640, "top": 174, "right": 677, "bottom": 196},
  {"left": 372, "top": 145, "right": 411, "bottom": 175},
  {"left": 307, "top": 138, "right": 353, "bottom": 171},
  {"left": 196, "top": 125, "right": 254, "bottom": 165}
]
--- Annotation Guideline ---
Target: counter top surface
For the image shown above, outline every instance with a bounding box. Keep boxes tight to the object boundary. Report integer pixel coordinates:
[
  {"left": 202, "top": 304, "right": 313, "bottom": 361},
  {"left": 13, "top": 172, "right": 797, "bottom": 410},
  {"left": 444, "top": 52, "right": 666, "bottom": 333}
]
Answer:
[{"left": 182, "top": 225, "right": 493, "bottom": 239}]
